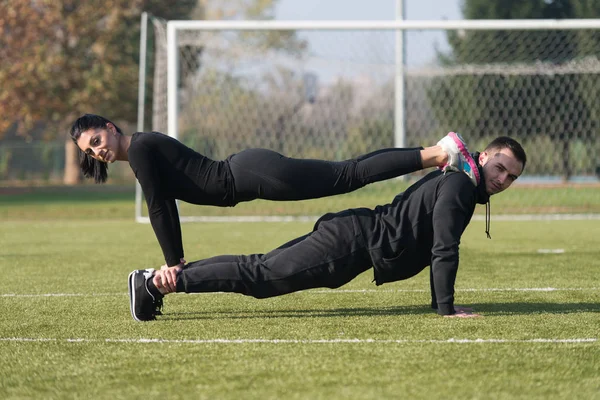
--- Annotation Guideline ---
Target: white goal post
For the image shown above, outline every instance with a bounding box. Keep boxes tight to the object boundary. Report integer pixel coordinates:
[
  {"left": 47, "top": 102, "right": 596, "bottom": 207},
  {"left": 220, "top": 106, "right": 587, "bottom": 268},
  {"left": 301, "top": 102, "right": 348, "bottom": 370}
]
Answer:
[{"left": 136, "top": 18, "right": 600, "bottom": 223}]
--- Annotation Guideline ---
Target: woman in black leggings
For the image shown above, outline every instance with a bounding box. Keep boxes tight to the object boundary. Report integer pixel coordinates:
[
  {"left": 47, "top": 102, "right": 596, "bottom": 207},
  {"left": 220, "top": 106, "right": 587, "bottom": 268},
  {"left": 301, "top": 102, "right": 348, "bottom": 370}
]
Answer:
[{"left": 70, "top": 114, "right": 466, "bottom": 270}]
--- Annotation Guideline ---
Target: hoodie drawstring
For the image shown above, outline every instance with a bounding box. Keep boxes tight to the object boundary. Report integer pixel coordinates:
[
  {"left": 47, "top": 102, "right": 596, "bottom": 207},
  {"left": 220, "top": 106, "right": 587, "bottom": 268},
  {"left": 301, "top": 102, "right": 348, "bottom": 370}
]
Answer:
[{"left": 485, "top": 201, "right": 491, "bottom": 239}]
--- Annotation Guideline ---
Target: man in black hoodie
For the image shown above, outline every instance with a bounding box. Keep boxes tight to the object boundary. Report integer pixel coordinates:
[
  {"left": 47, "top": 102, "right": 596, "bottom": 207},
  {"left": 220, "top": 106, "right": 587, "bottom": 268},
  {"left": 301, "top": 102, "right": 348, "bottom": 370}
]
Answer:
[{"left": 129, "top": 136, "right": 526, "bottom": 321}]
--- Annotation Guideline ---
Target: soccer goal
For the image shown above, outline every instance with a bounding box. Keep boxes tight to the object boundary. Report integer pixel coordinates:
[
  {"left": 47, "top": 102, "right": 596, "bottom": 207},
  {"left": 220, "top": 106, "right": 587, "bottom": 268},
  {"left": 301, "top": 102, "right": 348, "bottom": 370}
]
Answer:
[{"left": 136, "top": 17, "right": 600, "bottom": 223}]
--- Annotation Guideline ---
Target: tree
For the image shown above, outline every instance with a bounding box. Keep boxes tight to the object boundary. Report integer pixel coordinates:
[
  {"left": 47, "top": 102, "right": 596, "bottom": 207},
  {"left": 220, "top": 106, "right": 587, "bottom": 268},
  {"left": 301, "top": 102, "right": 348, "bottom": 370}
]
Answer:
[
  {"left": 428, "top": 0, "right": 600, "bottom": 180},
  {"left": 0, "top": 0, "right": 198, "bottom": 184},
  {"left": 172, "top": 3, "right": 309, "bottom": 157}
]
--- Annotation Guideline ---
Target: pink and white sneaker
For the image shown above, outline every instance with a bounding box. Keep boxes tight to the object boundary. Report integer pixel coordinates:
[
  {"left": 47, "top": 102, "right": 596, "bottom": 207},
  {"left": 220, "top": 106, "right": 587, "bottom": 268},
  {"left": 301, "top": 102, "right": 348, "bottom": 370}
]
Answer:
[{"left": 437, "top": 132, "right": 480, "bottom": 186}]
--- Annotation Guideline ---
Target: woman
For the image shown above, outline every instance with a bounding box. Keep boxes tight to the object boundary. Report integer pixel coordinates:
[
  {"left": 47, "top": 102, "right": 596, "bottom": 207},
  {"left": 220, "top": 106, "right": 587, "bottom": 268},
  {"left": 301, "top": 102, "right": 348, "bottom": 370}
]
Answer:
[{"left": 70, "top": 113, "right": 470, "bottom": 271}]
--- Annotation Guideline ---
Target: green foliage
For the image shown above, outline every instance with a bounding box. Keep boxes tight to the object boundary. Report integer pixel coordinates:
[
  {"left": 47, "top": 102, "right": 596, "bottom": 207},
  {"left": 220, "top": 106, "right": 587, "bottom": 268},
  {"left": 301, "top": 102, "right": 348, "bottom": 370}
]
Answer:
[
  {"left": 461, "top": 0, "right": 574, "bottom": 20},
  {"left": 0, "top": 1, "right": 198, "bottom": 139},
  {"left": 346, "top": 118, "right": 394, "bottom": 156},
  {"left": 0, "top": 147, "right": 11, "bottom": 179},
  {"left": 430, "top": 0, "right": 600, "bottom": 179}
]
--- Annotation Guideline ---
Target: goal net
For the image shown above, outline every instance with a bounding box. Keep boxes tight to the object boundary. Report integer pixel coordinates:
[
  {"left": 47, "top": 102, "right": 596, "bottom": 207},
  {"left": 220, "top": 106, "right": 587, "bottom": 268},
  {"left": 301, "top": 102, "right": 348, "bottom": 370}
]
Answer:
[{"left": 137, "top": 18, "right": 600, "bottom": 222}]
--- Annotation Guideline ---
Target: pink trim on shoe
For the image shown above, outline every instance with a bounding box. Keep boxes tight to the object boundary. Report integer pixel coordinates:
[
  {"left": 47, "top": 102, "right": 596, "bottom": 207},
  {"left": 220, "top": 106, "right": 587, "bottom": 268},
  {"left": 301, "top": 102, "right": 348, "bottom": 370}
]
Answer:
[{"left": 448, "top": 132, "right": 481, "bottom": 185}]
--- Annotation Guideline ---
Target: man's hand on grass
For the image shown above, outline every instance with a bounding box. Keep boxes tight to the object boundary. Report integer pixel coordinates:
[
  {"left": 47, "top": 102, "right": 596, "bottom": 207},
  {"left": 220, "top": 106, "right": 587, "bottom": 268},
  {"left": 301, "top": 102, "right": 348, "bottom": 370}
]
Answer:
[{"left": 444, "top": 306, "right": 482, "bottom": 318}]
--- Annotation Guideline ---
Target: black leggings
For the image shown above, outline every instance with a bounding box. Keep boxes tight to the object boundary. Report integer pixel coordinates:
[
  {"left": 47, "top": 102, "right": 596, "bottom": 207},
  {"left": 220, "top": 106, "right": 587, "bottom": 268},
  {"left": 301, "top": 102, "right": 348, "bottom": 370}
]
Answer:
[{"left": 228, "top": 147, "right": 423, "bottom": 203}]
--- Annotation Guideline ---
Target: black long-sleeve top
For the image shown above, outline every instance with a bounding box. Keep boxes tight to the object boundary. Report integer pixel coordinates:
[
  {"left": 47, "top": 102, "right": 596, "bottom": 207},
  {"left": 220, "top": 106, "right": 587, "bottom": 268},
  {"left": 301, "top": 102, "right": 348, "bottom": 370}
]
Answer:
[
  {"left": 354, "top": 165, "right": 489, "bottom": 315},
  {"left": 128, "top": 132, "right": 235, "bottom": 266}
]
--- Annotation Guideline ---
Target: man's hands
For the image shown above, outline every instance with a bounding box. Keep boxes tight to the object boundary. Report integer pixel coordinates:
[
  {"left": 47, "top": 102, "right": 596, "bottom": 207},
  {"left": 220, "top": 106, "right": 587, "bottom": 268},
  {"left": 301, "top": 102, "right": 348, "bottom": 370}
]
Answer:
[
  {"left": 153, "top": 258, "right": 186, "bottom": 294},
  {"left": 444, "top": 306, "right": 482, "bottom": 318}
]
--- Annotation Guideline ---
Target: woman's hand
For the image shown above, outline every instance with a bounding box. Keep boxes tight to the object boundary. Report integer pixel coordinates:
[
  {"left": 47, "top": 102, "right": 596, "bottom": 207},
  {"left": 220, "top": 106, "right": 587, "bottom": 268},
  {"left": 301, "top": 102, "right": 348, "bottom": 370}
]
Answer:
[{"left": 154, "top": 259, "right": 185, "bottom": 294}]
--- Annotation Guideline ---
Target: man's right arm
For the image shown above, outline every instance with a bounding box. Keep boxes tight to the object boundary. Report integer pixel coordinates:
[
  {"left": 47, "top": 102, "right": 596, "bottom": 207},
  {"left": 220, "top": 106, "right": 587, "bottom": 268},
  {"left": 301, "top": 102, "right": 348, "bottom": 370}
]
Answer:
[
  {"left": 430, "top": 267, "right": 437, "bottom": 310},
  {"left": 430, "top": 173, "right": 476, "bottom": 315}
]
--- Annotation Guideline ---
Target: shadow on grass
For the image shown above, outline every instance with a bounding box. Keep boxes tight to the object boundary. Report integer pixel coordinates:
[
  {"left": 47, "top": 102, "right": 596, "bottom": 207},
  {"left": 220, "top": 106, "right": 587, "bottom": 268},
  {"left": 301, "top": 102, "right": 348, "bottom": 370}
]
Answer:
[
  {"left": 158, "top": 302, "right": 600, "bottom": 321},
  {"left": 467, "top": 302, "right": 600, "bottom": 315},
  {"left": 161, "top": 305, "right": 433, "bottom": 321}
]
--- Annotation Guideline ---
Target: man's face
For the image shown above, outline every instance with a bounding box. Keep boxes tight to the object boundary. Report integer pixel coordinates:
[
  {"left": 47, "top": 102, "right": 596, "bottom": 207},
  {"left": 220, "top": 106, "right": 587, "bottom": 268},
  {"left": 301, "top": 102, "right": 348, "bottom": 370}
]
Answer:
[{"left": 478, "top": 148, "right": 524, "bottom": 195}]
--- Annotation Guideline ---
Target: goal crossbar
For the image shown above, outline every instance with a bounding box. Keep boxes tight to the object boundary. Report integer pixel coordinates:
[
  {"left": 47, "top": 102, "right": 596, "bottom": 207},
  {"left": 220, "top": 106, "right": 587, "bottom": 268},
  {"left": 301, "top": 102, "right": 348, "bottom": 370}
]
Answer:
[{"left": 167, "top": 19, "right": 600, "bottom": 31}]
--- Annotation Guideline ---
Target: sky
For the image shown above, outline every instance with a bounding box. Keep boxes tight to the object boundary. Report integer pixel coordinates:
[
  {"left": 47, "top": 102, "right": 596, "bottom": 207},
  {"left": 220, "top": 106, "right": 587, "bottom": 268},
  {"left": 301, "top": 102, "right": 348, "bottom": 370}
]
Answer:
[
  {"left": 274, "top": 0, "right": 464, "bottom": 67},
  {"left": 275, "top": 0, "right": 462, "bottom": 21}
]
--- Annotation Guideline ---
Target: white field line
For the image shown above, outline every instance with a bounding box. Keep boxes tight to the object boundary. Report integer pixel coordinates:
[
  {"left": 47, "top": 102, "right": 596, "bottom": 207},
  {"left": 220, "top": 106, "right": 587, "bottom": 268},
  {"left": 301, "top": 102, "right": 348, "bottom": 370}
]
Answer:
[
  {"left": 1, "top": 287, "right": 598, "bottom": 298},
  {"left": 309, "top": 287, "right": 600, "bottom": 293},
  {"left": 172, "top": 214, "right": 600, "bottom": 223},
  {"left": 0, "top": 337, "right": 596, "bottom": 344}
]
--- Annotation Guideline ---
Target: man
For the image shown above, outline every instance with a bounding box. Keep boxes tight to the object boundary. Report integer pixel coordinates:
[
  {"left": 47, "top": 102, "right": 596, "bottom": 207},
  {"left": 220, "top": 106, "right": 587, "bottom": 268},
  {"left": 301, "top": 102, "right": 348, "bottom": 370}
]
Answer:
[{"left": 128, "top": 136, "right": 526, "bottom": 322}]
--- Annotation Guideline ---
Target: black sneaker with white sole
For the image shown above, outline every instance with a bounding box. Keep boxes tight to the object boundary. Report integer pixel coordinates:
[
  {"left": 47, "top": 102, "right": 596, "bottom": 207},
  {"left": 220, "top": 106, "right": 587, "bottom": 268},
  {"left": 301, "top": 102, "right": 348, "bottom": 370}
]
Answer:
[{"left": 128, "top": 268, "right": 162, "bottom": 322}]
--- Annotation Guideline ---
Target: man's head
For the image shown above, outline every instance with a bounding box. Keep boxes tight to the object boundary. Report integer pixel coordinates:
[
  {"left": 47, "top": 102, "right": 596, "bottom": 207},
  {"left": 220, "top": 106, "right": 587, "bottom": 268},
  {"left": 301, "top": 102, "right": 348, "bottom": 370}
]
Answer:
[{"left": 478, "top": 137, "right": 527, "bottom": 196}]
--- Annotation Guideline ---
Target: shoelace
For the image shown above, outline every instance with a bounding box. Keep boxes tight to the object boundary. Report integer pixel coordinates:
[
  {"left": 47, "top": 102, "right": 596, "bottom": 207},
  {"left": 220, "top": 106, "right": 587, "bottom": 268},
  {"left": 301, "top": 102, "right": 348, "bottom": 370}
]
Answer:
[
  {"left": 154, "top": 297, "right": 163, "bottom": 316},
  {"left": 485, "top": 201, "right": 492, "bottom": 239}
]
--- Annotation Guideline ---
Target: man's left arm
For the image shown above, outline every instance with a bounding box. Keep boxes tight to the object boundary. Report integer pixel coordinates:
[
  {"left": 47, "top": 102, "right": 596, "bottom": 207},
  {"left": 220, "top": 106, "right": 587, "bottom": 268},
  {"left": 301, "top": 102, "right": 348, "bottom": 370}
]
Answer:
[{"left": 430, "top": 174, "right": 478, "bottom": 316}]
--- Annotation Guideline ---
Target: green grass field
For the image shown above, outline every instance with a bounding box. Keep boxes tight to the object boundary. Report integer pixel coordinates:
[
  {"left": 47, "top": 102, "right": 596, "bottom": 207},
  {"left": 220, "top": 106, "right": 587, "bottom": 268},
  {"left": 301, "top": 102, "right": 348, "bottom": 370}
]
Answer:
[{"left": 1, "top": 187, "right": 599, "bottom": 399}]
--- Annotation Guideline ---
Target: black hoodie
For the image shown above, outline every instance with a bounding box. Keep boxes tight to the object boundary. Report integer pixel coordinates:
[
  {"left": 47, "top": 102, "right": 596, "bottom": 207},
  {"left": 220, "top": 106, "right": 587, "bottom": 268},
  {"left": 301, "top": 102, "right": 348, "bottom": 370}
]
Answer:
[{"left": 353, "top": 163, "right": 489, "bottom": 315}]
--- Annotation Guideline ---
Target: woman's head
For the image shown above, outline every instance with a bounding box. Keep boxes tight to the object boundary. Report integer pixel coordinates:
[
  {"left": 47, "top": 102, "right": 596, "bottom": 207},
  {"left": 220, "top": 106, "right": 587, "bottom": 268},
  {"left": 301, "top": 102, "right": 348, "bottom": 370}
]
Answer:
[{"left": 70, "top": 114, "right": 124, "bottom": 183}]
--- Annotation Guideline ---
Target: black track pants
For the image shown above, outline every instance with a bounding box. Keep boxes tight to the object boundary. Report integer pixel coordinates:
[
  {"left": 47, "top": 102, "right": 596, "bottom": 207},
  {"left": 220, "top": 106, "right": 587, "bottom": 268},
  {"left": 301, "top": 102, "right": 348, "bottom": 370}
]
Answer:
[
  {"left": 229, "top": 147, "right": 423, "bottom": 202},
  {"left": 176, "top": 211, "right": 372, "bottom": 298}
]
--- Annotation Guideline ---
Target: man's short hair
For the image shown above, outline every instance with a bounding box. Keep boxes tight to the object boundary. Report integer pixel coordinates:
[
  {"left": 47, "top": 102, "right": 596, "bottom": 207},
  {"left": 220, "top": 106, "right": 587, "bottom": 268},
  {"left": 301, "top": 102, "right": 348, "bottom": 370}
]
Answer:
[{"left": 485, "top": 136, "right": 527, "bottom": 169}]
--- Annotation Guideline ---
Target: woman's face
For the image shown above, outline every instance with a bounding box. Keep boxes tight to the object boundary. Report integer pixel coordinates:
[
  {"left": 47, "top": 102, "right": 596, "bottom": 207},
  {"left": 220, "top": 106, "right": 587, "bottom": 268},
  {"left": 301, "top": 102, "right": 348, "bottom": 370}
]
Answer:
[{"left": 76, "top": 123, "right": 120, "bottom": 163}]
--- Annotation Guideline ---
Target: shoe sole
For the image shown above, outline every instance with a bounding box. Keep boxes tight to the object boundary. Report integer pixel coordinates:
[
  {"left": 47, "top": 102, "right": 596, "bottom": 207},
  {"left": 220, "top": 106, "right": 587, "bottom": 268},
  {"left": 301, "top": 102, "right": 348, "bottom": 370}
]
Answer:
[
  {"left": 448, "top": 132, "right": 481, "bottom": 185},
  {"left": 128, "top": 270, "right": 145, "bottom": 322}
]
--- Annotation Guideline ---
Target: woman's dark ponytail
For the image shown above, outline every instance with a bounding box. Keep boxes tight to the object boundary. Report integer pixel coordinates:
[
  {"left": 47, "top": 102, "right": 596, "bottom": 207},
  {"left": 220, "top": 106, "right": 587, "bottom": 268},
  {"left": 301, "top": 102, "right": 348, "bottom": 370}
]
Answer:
[{"left": 79, "top": 150, "right": 108, "bottom": 183}]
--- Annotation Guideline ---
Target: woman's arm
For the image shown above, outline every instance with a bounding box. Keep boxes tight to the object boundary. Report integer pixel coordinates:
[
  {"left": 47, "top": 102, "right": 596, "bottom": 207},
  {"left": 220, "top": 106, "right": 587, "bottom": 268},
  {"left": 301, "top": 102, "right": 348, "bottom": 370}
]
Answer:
[{"left": 129, "top": 142, "right": 185, "bottom": 267}]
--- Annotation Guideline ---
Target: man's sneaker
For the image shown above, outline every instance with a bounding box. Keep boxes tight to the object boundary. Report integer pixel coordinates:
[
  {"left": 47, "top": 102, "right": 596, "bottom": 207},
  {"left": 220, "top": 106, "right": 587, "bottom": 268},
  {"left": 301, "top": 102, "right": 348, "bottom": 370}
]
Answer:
[
  {"left": 128, "top": 268, "right": 162, "bottom": 322},
  {"left": 436, "top": 132, "right": 480, "bottom": 186}
]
